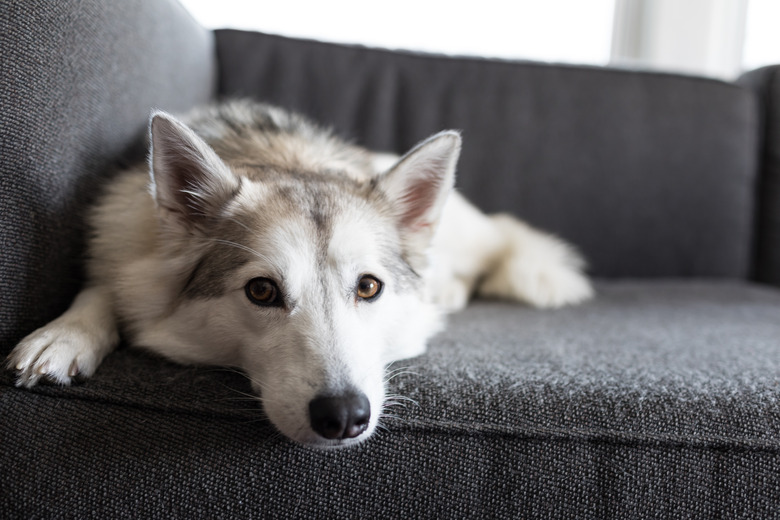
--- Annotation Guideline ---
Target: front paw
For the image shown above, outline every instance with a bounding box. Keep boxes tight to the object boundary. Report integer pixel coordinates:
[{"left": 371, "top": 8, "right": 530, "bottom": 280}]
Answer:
[{"left": 7, "top": 321, "right": 109, "bottom": 388}]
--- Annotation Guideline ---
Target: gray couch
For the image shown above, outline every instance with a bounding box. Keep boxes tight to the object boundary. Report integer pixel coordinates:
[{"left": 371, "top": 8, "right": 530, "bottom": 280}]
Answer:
[{"left": 2, "top": 1, "right": 779, "bottom": 518}]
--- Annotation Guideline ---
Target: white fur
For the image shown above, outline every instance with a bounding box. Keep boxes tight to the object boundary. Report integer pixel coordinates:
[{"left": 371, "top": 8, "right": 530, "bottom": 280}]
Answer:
[
  {"left": 7, "top": 102, "right": 593, "bottom": 448},
  {"left": 477, "top": 214, "right": 594, "bottom": 307},
  {"left": 9, "top": 286, "right": 119, "bottom": 387}
]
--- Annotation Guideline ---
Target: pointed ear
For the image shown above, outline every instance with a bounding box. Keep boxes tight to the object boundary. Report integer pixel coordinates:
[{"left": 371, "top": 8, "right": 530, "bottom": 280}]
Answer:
[
  {"left": 376, "top": 131, "right": 461, "bottom": 246},
  {"left": 149, "top": 111, "right": 239, "bottom": 227}
]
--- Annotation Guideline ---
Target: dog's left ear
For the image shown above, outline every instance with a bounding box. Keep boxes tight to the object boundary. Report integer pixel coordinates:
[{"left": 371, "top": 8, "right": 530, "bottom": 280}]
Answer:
[
  {"left": 149, "top": 111, "right": 239, "bottom": 231},
  {"left": 376, "top": 131, "right": 461, "bottom": 250}
]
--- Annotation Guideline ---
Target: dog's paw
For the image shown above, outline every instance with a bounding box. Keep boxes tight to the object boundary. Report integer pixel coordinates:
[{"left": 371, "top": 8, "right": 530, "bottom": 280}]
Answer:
[
  {"left": 478, "top": 214, "right": 594, "bottom": 308},
  {"left": 7, "top": 321, "right": 110, "bottom": 388}
]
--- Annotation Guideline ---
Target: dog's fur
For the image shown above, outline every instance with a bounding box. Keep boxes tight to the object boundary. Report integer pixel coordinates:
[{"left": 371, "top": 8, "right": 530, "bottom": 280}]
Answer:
[{"left": 7, "top": 100, "right": 592, "bottom": 447}]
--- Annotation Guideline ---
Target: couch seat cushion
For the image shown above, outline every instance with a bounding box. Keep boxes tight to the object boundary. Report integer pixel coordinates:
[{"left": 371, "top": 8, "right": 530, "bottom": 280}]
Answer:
[
  {"left": 3, "top": 280, "right": 779, "bottom": 518},
  {"left": 3, "top": 280, "right": 779, "bottom": 449}
]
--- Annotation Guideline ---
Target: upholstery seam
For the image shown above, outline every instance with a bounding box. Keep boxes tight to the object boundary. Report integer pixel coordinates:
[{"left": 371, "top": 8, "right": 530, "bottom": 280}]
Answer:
[{"left": 5, "top": 384, "right": 778, "bottom": 453}]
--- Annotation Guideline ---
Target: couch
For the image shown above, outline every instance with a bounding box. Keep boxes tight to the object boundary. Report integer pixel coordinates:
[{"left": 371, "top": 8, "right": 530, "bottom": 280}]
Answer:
[{"left": 2, "top": 1, "right": 779, "bottom": 518}]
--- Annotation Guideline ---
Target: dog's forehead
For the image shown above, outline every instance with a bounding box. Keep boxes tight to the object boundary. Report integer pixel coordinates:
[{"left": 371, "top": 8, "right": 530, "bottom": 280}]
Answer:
[
  {"left": 235, "top": 175, "right": 398, "bottom": 272},
  {"left": 183, "top": 173, "right": 416, "bottom": 301},
  {"left": 327, "top": 209, "right": 393, "bottom": 266}
]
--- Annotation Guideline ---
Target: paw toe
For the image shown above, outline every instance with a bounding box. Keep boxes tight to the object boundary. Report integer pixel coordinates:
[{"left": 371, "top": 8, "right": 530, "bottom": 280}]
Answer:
[{"left": 8, "top": 325, "right": 104, "bottom": 387}]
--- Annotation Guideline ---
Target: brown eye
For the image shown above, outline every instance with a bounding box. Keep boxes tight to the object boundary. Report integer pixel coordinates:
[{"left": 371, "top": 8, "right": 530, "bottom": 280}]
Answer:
[
  {"left": 245, "top": 278, "right": 281, "bottom": 307},
  {"left": 356, "top": 275, "right": 383, "bottom": 301}
]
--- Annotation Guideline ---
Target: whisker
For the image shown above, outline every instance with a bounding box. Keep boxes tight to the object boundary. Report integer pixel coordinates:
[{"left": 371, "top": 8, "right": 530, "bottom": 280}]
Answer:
[
  {"left": 218, "top": 396, "right": 263, "bottom": 404},
  {"left": 219, "top": 394, "right": 260, "bottom": 401},
  {"left": 228, "top": 408, "right": 268, "bottom": 415},
  {"left": 384, "top": 395, "right": 420, "bottom": 407},
  {"left": 383, "top": 370, "right": 419, "bottom": 383},
  {"left": 383, "top": 364, "right": 420, "bottom": 384},
  {"left": 385, "top": 364, "right": 419, "bottom": 376},
  {"left": 203, "top": 367, "right": 272, "bottom": 411},
  {"left": 230, "top": 417, "right": 273, "bottom": 426}
]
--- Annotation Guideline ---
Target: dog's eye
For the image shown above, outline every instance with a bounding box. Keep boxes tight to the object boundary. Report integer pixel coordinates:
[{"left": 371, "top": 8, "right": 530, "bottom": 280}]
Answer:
[
  {"left": 356, "top": 275, "right": 383, "bottom": 301},
  {"left": 245, "top": 278, "right": 281, "bottom": 306}
]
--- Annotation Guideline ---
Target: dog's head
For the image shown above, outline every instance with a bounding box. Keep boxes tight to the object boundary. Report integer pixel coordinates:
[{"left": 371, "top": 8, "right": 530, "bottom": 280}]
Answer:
[{"left": 145, "top": 110, "right": 460, "bottom": 447}]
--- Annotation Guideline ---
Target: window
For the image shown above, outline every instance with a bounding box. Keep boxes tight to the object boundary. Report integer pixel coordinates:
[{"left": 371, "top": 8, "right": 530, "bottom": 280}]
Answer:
[
  {"left": 743, "top": 0, "right": 780, "bottom": 71},
  {"left": 181, "top": 0, "right": 779, "bottom": 79},
  {"left": 181, "top": 0, "right": 615, "bottom": 65}
]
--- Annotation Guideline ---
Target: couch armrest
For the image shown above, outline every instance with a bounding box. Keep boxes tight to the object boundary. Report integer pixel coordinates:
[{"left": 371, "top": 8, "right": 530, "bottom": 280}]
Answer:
[
  {"left": 738, "top": 66, "right": 780, "bottom": 287},
  {"left": 0, "top": 0, "right": 215, "bottom": 352},
  {"left": 215, "top": 30, "right": 758, "bottom": 280}
]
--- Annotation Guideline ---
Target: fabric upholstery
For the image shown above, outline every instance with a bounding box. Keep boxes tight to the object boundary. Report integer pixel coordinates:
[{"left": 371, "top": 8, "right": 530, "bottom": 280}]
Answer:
[
  {"left": 215, "top": 30, "right": 759, "bottom": 280},
  {"left": 2, "top": 281, "right": 779, "bottom": 518},
  {"left": 738, "top": 65, "right": 780, "bottom": 286},
  {"left": 3, "top": 4, "right": 779, "bottom": 518},
  {"left": 0, "top": 0, "right": 215, "bottom": 352}
]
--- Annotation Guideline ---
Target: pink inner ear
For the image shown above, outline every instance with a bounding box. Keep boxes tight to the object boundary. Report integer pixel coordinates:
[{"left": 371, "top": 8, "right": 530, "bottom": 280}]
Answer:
[
  {"left": 398, "top": 170, "right": 445, "bottom": 230},
  {"left": 155, "top": 144, "right": 205, "bottom": 216}
]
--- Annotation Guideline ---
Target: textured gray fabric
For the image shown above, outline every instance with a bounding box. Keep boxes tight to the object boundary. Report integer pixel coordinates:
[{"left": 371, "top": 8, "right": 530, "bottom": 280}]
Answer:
[
  {"left": 3, "top": 281, "right": 779, "bottom": 518},
  {"left": 215, "top": 30, "right": 758, "bottom": 280},
  {"left": 0, "top": 0, "right": 215, "bottom": 352},
  {"left": 738, "top": 66, "right": 780, "bottom": 286},
  {"left": 3, "top": 4, "right": 778, "bottom": 517},
  {"left": 2, "top": 394, "right": 778, "bottom": 519}
]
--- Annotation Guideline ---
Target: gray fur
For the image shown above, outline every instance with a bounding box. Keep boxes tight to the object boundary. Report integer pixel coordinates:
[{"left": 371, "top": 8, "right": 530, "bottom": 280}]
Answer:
[
  {"left": 167, "top": 102, "right": 419, "bottom": 302},
  {"left": 8, "top": 99, "right": 593, "bottom": 448}
]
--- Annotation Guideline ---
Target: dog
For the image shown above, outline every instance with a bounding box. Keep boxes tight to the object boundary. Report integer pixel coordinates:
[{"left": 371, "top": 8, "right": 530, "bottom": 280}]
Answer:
[{"left": 7, "top": 100, "right": 593, "bottom": 448}]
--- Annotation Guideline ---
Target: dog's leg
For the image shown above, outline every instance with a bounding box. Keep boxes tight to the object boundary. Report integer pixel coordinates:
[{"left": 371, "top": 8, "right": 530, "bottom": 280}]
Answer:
[
  {"left": 7, "top": 285, "right": 119, "bottom": 387},
  {"left": 432, "top": 194, "right": 593, "bottom": 310},
  {"left": 428, "top": 193, "right": 507, "bottom": 311},
  {"left": 477, "top": 214, "right": 594, "bottom": 308},
  {"left": 376, "top": 153, "right": 593, "bottom": 310}
]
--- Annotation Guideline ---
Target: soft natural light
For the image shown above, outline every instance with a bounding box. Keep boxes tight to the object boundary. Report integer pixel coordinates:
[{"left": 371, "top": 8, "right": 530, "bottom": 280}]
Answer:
[
  {"left": 743, "top": 0, "right": 780, "bottom": 71},
  {"left": 180, "top": 0, "right": 616, "bottom": 65}
]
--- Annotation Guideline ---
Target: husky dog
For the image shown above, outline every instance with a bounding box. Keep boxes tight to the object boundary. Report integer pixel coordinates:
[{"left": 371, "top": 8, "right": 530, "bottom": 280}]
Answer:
[{"left": 7, "top": 100, "right": 592, "bottom": 447}]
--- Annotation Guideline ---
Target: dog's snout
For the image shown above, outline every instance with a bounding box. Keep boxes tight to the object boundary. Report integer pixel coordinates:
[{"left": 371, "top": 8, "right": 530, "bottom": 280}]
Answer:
[{"left": 309, "top": 392, "right": 370, "bottom": 440}]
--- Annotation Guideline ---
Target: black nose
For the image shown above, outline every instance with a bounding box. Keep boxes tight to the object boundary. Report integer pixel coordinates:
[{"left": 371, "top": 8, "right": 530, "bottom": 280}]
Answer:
[{"left": 309, "top": 392, "right": 371, "bottom": 440}]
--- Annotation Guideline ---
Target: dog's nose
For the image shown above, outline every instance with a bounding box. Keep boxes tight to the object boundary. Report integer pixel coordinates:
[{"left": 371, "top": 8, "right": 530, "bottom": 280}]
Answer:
[{"left": 309, "top": 392, "right": 371, "bottom": 440}]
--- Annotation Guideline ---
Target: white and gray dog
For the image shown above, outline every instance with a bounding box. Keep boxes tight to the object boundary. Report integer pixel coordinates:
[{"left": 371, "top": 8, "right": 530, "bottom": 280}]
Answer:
[{"left": 8, "top": 100, "right": 592, "bottom": 447}]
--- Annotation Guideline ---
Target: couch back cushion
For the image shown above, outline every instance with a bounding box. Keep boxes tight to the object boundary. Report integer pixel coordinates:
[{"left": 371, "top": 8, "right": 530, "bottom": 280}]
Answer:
[
  {"left": 738, "top": 66, "right": 780, "bottom": 287},
  {"left": 0, "top": 0, "right": 215, "bottom": 351},
  {"left": 216, "top": 30, "right": 758, "bottom": 280}
]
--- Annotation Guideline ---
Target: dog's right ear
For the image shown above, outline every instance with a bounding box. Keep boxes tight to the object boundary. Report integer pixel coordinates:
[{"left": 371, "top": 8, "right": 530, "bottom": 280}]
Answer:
[
  {"left": 149, "top": 111, "right": 239, "bottom": 229},
  {"left": 375, "top": 131, "right": 461, "bottom": 253}
]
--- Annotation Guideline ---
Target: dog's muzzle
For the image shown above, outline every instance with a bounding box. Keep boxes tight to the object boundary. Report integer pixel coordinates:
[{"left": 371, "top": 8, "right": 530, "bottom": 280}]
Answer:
[{"left": 308, "top": 392, "right": 370, "bottom": 440}]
